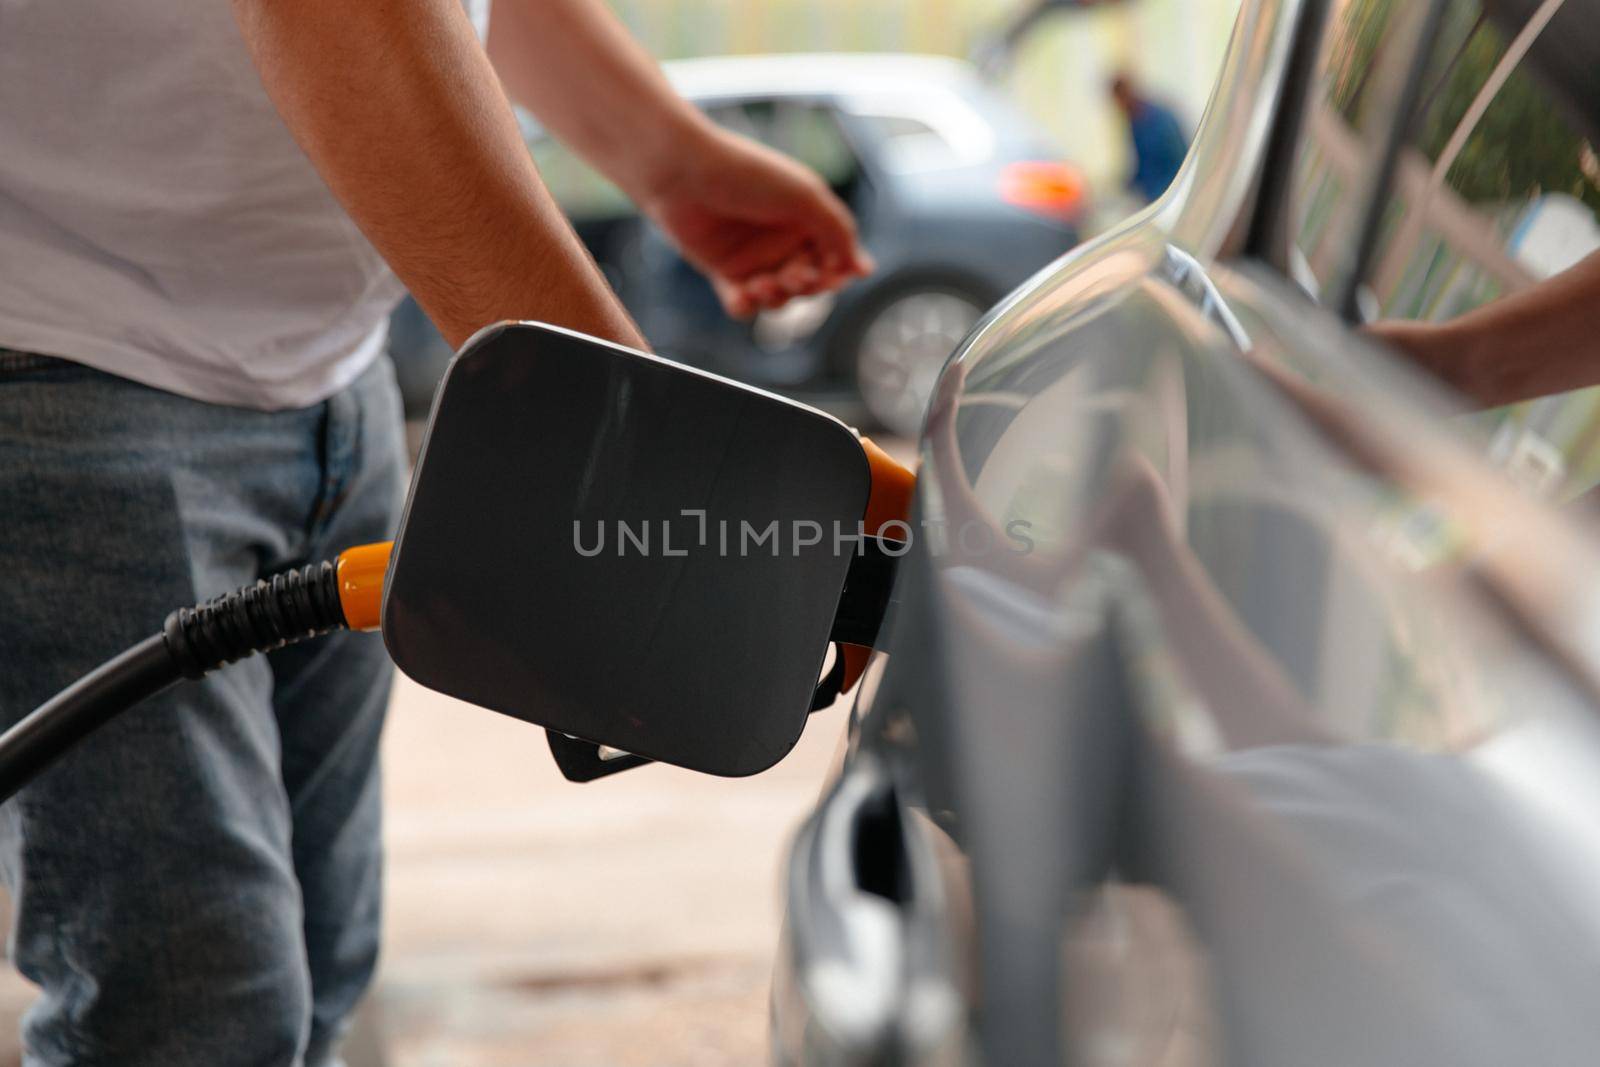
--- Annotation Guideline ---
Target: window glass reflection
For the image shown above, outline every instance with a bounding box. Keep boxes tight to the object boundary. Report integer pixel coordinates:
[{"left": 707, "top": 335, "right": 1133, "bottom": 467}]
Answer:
[
  {"left": 1361, "top": 0, "right": 1600, "bottom": 499},
  {"left": 1289, "top": 0, "right": 1429, "bottom": 301}
]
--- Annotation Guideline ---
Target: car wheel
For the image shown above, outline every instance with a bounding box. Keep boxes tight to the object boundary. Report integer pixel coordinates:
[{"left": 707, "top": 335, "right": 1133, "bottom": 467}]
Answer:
[{"left": 846, "top": 284, "right": 988, "bottom": 437}]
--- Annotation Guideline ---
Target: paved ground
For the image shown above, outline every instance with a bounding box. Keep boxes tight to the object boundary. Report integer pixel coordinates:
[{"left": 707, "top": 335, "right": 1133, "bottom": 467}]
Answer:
[
  {"left": 374, "top": 674, "right": 848, "bottom": 1066},
  {"left": 0, "top": 673, "right": 849, "bottom": 1066}
]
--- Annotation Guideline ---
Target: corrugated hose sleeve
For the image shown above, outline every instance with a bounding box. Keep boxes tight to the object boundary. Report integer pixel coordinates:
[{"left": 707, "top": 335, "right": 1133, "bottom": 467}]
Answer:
[{"left": 162, "top": 560, "right": 346, "bottom": 678}]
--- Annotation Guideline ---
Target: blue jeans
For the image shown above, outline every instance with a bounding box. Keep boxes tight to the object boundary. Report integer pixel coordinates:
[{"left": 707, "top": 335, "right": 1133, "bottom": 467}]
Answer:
[{"left": 0, "top": 351, "right": 406, "bottom": 1065}]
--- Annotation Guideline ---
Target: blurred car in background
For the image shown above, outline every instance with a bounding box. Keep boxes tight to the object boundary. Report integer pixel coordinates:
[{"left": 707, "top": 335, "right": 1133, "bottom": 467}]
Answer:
[{"left": 389, "top": 53, "right": 1084, "bottom": 436}]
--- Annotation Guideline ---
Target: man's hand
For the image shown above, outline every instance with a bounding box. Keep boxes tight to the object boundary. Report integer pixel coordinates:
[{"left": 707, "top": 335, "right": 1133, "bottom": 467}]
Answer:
[
  {"left": 1364, "top": 320, "right": 1474, "bottom": 394},
  {"left": 1364, "top": 251, "right": 1600, "bottom": 410},
  {"left": 487, "top": 0, "right": 872, "bottom": 321},
  {"left": 636, "top": 127, "right": 874, "bottom": 319}
]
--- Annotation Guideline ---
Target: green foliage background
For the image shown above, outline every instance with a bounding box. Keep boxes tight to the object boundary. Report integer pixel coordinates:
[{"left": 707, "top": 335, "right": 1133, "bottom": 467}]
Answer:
[{"left": 1416, "top": 4, "right": 1600, "bottom": 212}]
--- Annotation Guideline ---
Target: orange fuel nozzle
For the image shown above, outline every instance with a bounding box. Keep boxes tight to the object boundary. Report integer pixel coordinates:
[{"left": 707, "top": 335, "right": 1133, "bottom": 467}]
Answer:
[
  {"left": 336, "top": 541, "right": 394, "bottom": 632},
  {"left": 860, "top": 436, "right": 917, "bottom": 536},
  {"left": 840, "top": 437, "right": 917, "bottom": 691}
]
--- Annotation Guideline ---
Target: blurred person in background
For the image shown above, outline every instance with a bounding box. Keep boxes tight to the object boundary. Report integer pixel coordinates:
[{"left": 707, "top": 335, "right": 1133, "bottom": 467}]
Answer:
[
  {"left": 0, "top": 0, "right": 869, "bottom": 1063},
  {"left": 1110, "top": 71, "right": 1191, "bottom": 203}
]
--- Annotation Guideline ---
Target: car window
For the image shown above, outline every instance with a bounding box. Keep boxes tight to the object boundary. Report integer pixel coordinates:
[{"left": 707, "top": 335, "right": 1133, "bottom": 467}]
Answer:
[
  {"left": 1286, "top": 0, "right": 1438, "bottom": 304},
  {"left": 519, "top": 97, "right": 862, "bottom": 219},
  {"left": 703, "top": 99, "right": 860, "bottom": 189},
  {"left": 842, "top": 86, "right": 1006, "bottom": 173},
  {"left": 1364, "top": 1, "right": 1599, "bottom": 322},
  {"left": 1358, "top": 0, "right": 1600, "bottom": 497},
  {"left": 851, "top": 112, "right": 963, "bottom": 171}
]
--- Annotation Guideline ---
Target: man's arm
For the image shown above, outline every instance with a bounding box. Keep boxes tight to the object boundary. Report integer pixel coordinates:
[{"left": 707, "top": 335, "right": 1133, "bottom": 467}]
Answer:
[
  {"left": 231, "top": 0, "right": 645, "bottom": 350},
  {"left": 485, "top": 0, "right": 699, "bottom": 204},
  {"left": 1368, "top": 250, "right": 1600, "bottom": 408},
  {"left": 487, "top": 0, "right": 873, "bottom": 318}
]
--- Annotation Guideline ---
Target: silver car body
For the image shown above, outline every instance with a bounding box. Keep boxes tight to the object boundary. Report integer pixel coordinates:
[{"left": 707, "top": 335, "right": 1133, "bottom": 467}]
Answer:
[{"left": 775, "top": 0, "right": 1600, "bottom": 1063}]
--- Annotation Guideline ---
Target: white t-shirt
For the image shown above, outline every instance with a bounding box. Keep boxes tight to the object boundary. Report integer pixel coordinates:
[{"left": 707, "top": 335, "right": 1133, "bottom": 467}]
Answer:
[{"left": 0, "top": 0, "right": 490, "bottom": 411}]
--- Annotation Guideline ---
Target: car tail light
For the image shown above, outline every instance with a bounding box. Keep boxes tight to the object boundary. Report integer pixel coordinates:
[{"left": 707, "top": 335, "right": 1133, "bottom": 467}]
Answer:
[{"left": 999, "top": 161, "right": 1088, "bottom": 223}]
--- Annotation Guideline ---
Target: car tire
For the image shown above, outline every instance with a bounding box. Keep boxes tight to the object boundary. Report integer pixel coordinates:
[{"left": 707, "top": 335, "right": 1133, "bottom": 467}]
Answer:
[{"left": 835, "top": 280, "right": 992, "bottom": 438}]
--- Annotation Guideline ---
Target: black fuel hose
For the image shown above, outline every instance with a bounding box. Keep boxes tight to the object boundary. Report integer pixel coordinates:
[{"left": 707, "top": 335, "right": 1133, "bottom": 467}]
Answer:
[
  {"left": 0, "top": 636, "right": 179, "bottom": 805},
  {"left": 0, "top": 559, "right": 355, "bottom": 804}
]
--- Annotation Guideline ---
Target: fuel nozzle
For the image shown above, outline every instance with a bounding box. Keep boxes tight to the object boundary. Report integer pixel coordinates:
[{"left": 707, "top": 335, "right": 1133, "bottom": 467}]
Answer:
[{"left": 1, "top": 322, "right": 927, "bottom": 803}]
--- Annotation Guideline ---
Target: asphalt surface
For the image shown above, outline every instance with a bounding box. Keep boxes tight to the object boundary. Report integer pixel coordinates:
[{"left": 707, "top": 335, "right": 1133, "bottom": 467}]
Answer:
[{"left": 373, "top": 672, "right": 850, "bottom": 1067}]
